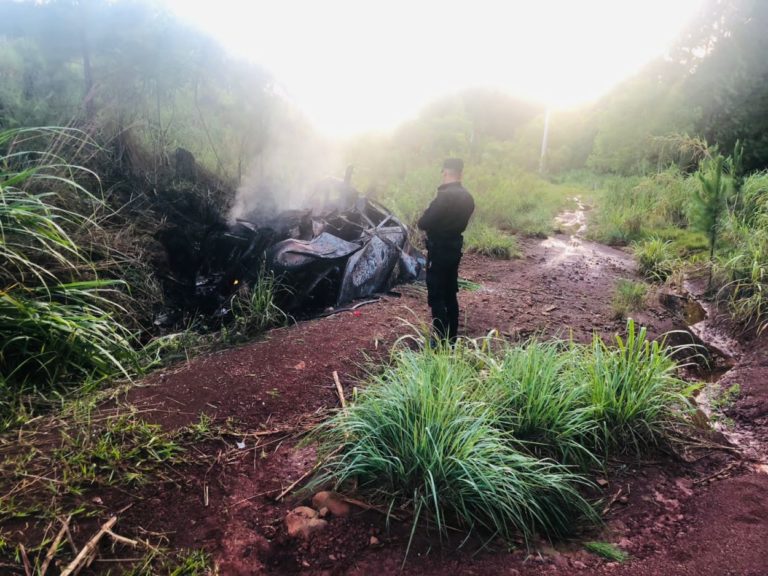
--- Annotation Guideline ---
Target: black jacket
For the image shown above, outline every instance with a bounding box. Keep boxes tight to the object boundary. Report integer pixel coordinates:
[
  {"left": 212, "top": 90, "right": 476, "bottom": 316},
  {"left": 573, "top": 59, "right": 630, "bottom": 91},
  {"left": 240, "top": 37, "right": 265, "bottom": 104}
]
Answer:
[{"left": 417, "top": 182, "right": 475, "bottom": 244}]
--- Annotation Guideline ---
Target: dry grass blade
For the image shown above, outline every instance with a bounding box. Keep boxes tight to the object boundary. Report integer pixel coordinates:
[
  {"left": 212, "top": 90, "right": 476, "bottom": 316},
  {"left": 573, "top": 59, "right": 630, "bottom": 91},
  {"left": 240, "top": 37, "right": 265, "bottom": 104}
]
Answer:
[
  {"left": 39, "top": 515, "right": 71, "bottom": 575},
  {"left": 60, "top": 516, "right": 117, "bottom": 576},
  {"left": 333, "top": 371, "right": 347, "bottom": 411}
]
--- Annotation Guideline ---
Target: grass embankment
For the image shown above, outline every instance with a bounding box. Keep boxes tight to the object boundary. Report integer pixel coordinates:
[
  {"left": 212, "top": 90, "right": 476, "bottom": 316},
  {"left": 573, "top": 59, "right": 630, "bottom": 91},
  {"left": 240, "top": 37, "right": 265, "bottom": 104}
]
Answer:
[
  {"left": 310, "top": 321, "right": 694, "bottom": 554},
  {"left": 0, "top": 128, "right": 286, "bottom": 430},
  {"left": 378, "top": 165, "right": 586, "bottom": 257},
  {"left": 0, "top": 129, "right": 142, "bottom": 430}
]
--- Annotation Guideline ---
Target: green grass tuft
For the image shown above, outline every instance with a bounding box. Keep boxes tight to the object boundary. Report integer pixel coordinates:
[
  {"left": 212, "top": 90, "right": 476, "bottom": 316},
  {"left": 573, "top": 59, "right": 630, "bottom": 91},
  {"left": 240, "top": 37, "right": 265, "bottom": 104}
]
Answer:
[
  {"left": 0, "top": 129, "right": 142, "bottom": 430},
  {"left": 584, "top": 541, "right": 629, "bottom": 562},
  {"left": 633, "top": 238, "right": 676, "bottom": 282},
  {"left": 464, "top": 222, "right": 520, "bottom": 259},
  {"left": 484, "top": 340, "right": 598, "bottom": 467},
  {"left": 580, "top": 320, "right": 695, "bottom": 453},
  {"left": 224, "top": 267, "right": 288, "bottom": 341},
  {"left": 611, "top": 279, "right": 648, "bottom": 319},
  {"left": 457, "top": 277, "right": 482, "bottom": 291}
]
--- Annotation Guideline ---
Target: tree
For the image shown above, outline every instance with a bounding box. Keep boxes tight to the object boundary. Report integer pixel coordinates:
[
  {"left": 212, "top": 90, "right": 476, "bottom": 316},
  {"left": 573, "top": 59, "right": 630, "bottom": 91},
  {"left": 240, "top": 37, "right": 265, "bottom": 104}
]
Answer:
[{"left": 693, "top": 153, "right": 728, "bottom": 287}]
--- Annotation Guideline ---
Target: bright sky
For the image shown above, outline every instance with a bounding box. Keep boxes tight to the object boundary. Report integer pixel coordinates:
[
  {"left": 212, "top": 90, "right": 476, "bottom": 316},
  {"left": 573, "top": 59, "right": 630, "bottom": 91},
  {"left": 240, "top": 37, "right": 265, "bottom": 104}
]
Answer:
[{"left": 163, "top": 0, "right": 706, "bottom": 137}]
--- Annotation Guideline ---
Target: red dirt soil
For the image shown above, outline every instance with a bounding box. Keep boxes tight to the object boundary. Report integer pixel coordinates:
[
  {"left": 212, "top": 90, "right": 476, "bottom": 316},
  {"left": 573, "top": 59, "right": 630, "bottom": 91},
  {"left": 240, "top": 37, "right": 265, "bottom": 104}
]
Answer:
[{"left": 6, "top": 233, "right": 768, "bottom": 575}]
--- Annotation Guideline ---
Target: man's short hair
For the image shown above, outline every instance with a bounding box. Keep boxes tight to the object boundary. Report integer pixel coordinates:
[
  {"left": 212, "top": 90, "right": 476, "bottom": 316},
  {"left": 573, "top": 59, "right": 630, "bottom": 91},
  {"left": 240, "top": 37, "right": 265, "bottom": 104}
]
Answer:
[{"left": 442, "top": 158, "right": 464, "bottom": 173}]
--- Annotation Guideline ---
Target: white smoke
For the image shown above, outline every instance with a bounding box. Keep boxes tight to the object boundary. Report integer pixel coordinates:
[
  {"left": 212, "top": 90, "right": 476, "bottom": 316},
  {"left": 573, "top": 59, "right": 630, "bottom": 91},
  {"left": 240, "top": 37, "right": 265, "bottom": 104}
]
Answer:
[{"left": 229, "top": 111, "right": 343, "bottom": 222}]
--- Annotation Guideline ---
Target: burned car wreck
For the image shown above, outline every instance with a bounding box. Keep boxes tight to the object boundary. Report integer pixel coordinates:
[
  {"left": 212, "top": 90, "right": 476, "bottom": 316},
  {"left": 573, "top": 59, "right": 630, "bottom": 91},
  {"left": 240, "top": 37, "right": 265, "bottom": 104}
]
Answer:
[{"left": 155, "top": 177, "right": 424, "bottom": 327}]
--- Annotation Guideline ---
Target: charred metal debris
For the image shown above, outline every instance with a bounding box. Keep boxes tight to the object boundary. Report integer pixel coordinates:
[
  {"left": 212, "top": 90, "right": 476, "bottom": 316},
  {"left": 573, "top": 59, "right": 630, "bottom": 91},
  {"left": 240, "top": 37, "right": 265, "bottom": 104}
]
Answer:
[{"left": 154, "top": 177, "right": 425, "bottom": 328}]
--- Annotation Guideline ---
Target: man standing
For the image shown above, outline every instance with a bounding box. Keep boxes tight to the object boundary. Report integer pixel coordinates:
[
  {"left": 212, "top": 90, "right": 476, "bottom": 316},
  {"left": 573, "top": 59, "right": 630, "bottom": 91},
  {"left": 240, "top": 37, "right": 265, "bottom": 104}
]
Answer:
[{"left": 417, "top": 158, "right": 475, "bottom": 342}]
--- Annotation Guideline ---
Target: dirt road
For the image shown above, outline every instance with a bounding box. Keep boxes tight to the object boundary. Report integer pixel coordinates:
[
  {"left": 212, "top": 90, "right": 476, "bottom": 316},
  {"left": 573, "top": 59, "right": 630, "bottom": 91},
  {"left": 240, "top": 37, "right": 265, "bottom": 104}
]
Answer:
[{"left": 110, "top": 223, "right": 768, "bottom": 575}]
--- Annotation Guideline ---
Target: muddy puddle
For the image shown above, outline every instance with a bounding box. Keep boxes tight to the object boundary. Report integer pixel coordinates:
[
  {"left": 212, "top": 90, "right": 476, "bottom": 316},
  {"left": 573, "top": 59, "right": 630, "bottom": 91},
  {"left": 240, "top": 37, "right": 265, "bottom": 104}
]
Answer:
[
  {"left": 540, "top": 197, "right": 633, "bottom": 273},
  {"left": 554, "top": 196, "right": 588, "bottom": 236},
  {"left": 542, "top": 196, "right": 589, "bottom": 265}
]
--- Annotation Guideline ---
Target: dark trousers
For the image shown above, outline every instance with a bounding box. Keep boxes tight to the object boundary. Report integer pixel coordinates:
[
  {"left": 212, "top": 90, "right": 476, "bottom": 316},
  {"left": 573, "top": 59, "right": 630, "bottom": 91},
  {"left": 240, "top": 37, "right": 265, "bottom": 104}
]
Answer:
[{"left": 426, "top": 240, "right": 462, "bottom": 342}]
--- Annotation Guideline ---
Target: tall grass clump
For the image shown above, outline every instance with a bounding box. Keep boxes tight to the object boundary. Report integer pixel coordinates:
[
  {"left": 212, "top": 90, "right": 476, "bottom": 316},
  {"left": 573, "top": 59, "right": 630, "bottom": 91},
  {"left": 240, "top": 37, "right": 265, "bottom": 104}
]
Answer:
[
  {"left": 483, "top": 341, "right": 598, "bottom": 467},
  {"left": 311, "top": 322, "right": 695, "bottom": 554},
  {"left": 225, "top": 267, "right": 288, "bottom": 340},
  {"left": 711, "top": 173, "right": 768, "bottom": 332},
  {"left": 579, "top": 321, "right": 695, "bottom": 454},
  {"left": 633, "top": 238, "right": 676, "bottom": 282},
  {"left": 310, "top": 344, "right": 596, "bottom": 554},
  {"left": 585, "top": 169, "right": 695, "bottom": 246},
  {"left": 468, "top": 168, "right": 578, "bottom": 237},
  {"left": 0, "top": 128, "right": 140, "bottom": 429},
  {"left": 308, "top": 321, "right": 693, "bottom": 556}
]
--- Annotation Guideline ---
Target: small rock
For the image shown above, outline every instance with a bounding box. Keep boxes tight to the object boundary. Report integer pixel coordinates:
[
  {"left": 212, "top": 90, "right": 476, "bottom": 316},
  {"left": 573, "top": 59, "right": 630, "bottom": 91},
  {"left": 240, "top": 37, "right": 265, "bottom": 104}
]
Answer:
[
  {"left": 370, "top": 536, "right": 380, "bottom": 546},
  {"left": 596, "top": 477, "right": 609, "bottom": 487},
  {"left": 312, "top": 491, "right": 351, "bottom": 516},
  {"left": 617, "top": 538, "right": 633, "bottom": 549},
  {"left": 293, "top": 505, "right": 317, "bottom": 518},
  {"left": 572, "top": 560, "right": 588, "bottom": 570},
  {"left": 302, "top": 560, "right": 310, "bottom": 568},
  {"left": 285, "top": 506, "right": 328, "bottom": 539},
  {"left": 318, "top": 506, "right": 329, "bottom": 518},
  {"left": 329, "top": 554, "right": 336, "bottom": 561}
]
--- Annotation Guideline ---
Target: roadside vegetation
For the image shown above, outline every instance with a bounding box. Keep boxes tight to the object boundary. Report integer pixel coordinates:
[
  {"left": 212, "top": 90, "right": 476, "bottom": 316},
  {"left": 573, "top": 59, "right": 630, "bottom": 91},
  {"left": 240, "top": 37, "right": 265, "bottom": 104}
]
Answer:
[
  {"left": 310, "top": 321, "right": 695, "bottom": 554},
  {"left": 0, "top": 128, "right": 287, "bottom": 431},
  {"left": 0, "top": 128, "right": 142, "bottom": 430},
  {"left": 580, "top": 138, "right": 768, "bottom": 333},
  {"left": 0, "top": 393, "right": 247, "bottom": 573},
  {"left": 634, "top": 238, "right": 677, "bottom": 282},
  {"left": 369, "top": 160, "right": 581, "bottom": 243}
]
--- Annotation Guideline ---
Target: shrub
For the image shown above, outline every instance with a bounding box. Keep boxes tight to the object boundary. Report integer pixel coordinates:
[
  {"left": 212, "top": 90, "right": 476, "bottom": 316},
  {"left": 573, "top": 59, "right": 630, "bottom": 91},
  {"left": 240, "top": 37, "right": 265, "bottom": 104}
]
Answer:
[{"left": 578, "top": 320, "right": 695, "bottom": 454}]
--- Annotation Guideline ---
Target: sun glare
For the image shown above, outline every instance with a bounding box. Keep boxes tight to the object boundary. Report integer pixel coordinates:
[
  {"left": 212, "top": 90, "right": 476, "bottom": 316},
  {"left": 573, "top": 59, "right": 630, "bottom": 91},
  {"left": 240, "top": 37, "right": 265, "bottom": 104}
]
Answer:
[{"left": 163, "top": 0, "right": 707, "bottom": 136}]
